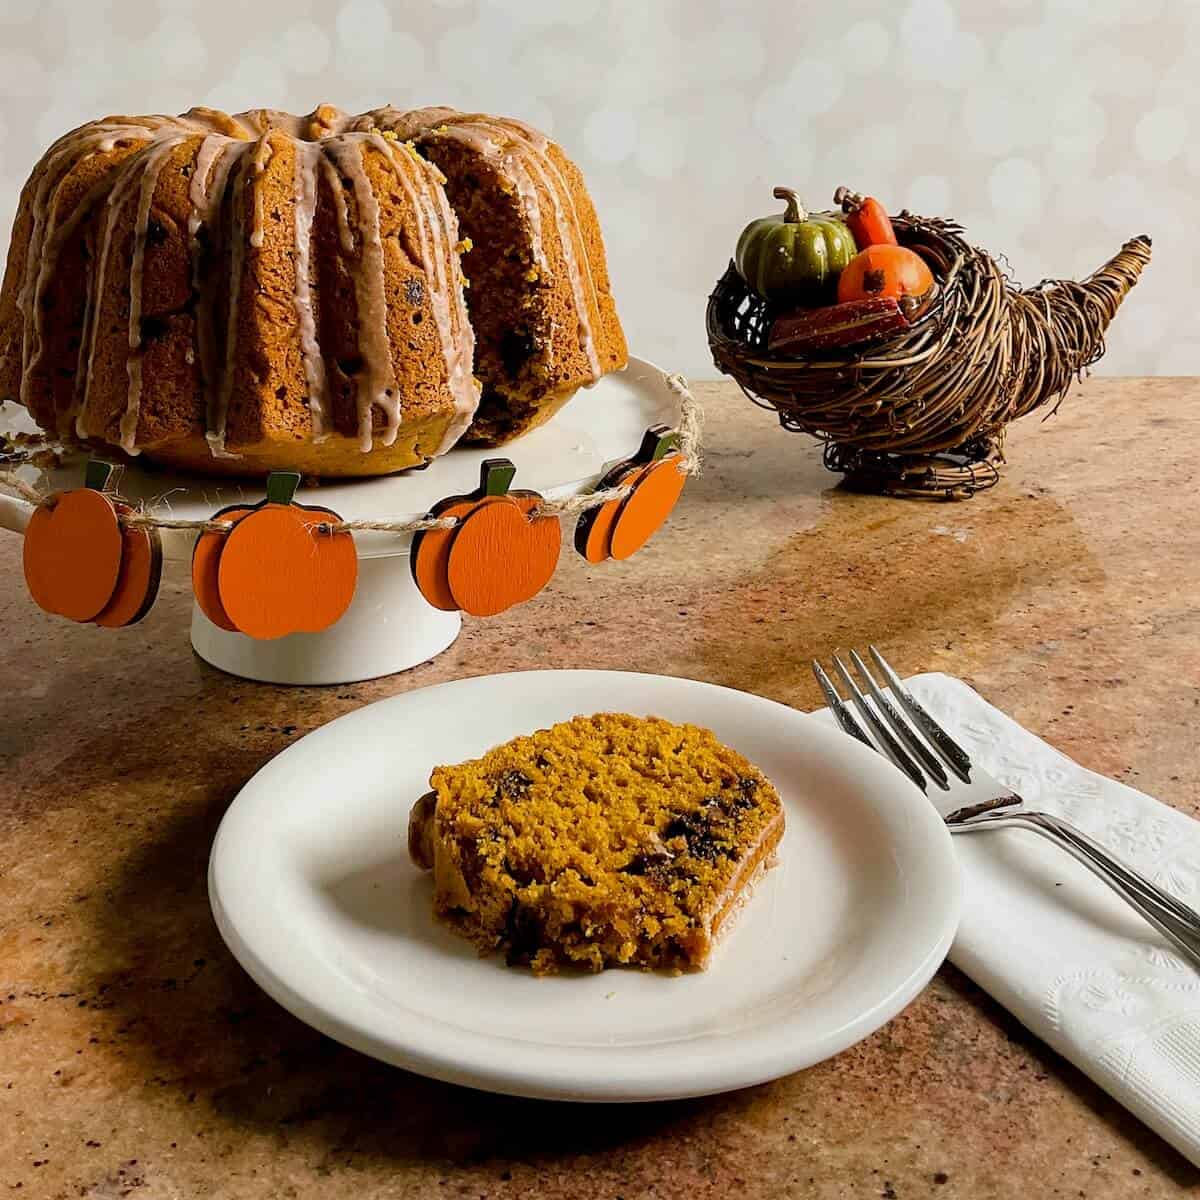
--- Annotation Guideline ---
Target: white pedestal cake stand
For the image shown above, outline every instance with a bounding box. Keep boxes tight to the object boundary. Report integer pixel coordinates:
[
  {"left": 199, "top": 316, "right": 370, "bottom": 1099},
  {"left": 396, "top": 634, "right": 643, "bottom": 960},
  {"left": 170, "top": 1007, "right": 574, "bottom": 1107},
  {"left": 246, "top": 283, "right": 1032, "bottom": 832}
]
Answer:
[{"left": 0, "top": 357, "right": 683, "bottom": 684}]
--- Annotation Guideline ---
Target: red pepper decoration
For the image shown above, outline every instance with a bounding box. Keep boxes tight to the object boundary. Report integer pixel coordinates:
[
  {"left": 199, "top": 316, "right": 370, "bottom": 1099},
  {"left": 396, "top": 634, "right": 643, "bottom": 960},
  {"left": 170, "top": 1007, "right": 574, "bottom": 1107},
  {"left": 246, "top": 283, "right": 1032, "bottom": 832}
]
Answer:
[{"left": 834, "top": 186, "right": 897, "bottom": 249}]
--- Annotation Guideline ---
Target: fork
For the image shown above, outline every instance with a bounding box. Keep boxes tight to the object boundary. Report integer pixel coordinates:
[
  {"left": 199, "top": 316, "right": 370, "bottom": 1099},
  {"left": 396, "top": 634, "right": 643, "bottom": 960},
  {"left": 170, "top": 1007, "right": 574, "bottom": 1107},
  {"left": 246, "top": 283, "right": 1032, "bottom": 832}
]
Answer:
[{"left": 812, "top": 646, "right": 1200, "bottom": 969}]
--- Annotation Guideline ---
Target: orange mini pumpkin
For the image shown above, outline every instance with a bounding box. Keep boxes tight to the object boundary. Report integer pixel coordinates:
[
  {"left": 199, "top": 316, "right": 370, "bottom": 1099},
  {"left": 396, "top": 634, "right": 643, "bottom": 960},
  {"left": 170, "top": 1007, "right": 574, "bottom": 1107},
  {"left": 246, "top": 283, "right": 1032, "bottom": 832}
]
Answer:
[
  {"left": 23, "top": 460, "right": 161, "bottom": 625},
  {"left": 575, "top": 426, "right": 686, "bottom": 564},
  {"left": 837, "top": 243, "right": 934, "bottom": 305},
  {"left": 211, "top": 472, "right": 357, "bottom": 640},
  {"left": 410, "top": 459, "right": 558, "bottom": 616}
]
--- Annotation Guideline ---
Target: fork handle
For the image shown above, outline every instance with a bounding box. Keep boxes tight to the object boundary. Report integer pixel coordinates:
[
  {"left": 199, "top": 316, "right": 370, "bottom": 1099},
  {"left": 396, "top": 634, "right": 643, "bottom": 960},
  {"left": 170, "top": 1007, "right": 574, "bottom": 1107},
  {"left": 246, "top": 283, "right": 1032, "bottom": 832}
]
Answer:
[{"left": 958, "top": 810, "right": 1200, "bottom": 969}]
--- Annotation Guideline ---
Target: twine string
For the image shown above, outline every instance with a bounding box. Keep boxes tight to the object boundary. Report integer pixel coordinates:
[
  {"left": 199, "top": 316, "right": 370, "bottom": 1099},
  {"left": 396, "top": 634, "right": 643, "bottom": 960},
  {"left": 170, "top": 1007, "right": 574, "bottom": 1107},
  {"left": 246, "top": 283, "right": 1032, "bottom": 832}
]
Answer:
[{"left": 0, "top": 374, "right": 702, "bottom": 537}]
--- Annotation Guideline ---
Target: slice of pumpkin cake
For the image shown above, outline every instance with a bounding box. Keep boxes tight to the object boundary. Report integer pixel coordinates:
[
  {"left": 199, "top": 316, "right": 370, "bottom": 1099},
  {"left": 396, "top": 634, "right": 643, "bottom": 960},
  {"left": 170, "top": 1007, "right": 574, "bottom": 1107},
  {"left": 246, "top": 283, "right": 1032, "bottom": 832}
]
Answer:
[{"left": 407, "top": 713, "right": 784, "bottom": 974}]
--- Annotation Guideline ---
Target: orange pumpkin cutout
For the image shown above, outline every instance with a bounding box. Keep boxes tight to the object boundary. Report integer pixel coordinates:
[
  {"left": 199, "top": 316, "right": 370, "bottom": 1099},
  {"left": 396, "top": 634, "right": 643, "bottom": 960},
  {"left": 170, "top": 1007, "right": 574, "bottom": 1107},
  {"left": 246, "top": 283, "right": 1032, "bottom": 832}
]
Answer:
[
  {"left": 23, "top": 460, "right": 126, "bottom": 621},
  {"left": 409, "top": 460, "right": 525, "bottom": 613},
  {"left": 94, "top": 502, "right": 163, "bottom": 628},
  {"left": 191, "top": 505, "right": 254, "bottom": 631},
  {"left": 575, "top": 426, "right": 683, "bottom": 564},
  {"left": 446, "top": 486, "right": 562, "bottom": 618},
  {"left": 410, "top": 459, "right": 551, "bottom": 613},
  {"left": 215, "top": 472, "right": 358, "bottom": 640},
  {"left": 837, "top": 243, "right": 934, "bottom": 305},
  {"left": 610, "top": 454, "right": 688, "bottom": 561}
]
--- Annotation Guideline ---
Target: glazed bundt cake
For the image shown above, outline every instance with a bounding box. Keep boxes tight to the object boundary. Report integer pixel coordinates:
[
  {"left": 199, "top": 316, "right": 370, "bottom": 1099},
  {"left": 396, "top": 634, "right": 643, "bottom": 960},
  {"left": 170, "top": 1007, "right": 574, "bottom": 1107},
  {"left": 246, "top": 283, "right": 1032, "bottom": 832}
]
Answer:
[
  {"left": 409, "top": 713, "right": 785, "bottom": 974},
  {"left": 0, "top": 105, "right": 627, "bottom": 477}
]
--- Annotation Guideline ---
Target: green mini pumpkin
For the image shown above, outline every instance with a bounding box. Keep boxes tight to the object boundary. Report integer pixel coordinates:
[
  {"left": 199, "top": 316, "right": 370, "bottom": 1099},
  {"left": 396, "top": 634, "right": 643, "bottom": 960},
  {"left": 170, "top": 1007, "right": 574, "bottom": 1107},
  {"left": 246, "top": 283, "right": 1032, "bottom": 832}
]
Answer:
[{"left": 735, "top": 187, "right": 856, "bottom": 305}]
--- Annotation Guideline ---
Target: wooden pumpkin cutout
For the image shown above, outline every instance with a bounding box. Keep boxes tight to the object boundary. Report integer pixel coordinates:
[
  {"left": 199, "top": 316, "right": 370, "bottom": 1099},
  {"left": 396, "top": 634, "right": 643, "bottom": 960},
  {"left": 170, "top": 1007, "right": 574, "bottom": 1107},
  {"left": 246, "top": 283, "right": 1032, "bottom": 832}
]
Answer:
[
  {"left": 446, "top": 504, "right": 561, "bottom": 617},
  {"left": 23, "top": 460, "right": 126, "bottom": 621},
  {"left": 409, "top": 459, "right": 521, "bottom": 613},
  {"left": 574, "top": 426, "right": 684, "bottom": 564},
  {"left": 93, "top": 501, "right": 162, "bottom": 628},
  {"left": 446, "top": 471, "right": 562, "bottom": 618},
  {"left": 609, "top": 451, "right": 688, "bottom": 562},
  {"left": 215, "top": 472, "right": 358, "bottom": 640},
  {"left": 191, "top": 504, "right": 254, "bottom": 632}
]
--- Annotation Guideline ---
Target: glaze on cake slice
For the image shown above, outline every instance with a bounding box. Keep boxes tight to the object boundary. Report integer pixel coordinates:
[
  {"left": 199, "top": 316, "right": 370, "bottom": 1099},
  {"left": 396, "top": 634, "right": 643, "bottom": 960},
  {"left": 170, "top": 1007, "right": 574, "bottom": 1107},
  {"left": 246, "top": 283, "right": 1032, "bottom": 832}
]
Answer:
[{"left": 408, "top": 713, "right": 784, "bottom": 974}]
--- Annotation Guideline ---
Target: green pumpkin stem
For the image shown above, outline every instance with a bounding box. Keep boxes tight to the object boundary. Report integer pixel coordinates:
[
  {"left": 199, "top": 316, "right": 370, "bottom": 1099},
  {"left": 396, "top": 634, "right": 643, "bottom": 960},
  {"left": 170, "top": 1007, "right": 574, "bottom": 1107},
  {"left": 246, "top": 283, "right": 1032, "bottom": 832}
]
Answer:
[
  {"left": 265, "top": 471, "right": 302, "bottom": 506},
  {"left": 479, "top": 458, "right": 517, "bottom": 497},
  {"left": 773, "top": 186, "right": 807, "bottom": 224},
  {"left": 84, "top": 459, "right": 114, "bottom": 492}
]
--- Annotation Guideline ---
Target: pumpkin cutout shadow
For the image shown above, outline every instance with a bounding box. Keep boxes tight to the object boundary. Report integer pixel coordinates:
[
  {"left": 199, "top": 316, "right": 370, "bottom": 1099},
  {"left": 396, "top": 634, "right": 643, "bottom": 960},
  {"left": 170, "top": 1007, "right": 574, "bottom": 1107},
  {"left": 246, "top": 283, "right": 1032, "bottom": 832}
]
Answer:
[{"left": 213, "top": 473, "right": 358, "bottom": 640}]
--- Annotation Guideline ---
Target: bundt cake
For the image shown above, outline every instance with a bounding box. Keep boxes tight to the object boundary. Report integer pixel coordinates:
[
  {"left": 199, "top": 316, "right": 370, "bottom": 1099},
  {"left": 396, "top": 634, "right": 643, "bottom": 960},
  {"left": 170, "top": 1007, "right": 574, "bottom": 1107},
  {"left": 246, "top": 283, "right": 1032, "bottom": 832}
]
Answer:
[
  {"left": 408, "top": 713, "right": 785, "bottom": 974},
  {"left": 0, "top": 105, "right": 627, "bottom": 477}
]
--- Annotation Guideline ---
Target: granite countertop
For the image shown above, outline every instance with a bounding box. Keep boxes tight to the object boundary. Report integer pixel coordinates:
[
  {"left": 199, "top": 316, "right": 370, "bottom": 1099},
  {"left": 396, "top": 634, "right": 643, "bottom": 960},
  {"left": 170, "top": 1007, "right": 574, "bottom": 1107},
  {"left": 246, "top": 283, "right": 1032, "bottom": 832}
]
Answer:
[{"left": 1, "top": 378, "right": 1197, "bottom": 1199}]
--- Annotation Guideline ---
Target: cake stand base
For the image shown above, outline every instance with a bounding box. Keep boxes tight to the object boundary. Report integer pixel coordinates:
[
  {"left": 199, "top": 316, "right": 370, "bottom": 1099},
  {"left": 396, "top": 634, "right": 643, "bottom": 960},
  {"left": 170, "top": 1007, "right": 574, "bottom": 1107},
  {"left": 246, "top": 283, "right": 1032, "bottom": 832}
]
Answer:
[{"left": 190, "top": 553, "right": 462, "bottom": 684}]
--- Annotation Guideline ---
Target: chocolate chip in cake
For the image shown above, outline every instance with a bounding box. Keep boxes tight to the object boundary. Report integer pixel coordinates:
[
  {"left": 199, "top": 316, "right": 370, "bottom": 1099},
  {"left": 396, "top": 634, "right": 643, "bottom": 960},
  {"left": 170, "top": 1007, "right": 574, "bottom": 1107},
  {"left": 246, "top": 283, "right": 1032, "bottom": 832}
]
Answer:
[
  {"left": 503, "top": 899, "right": 543, "bottom": 967},
  {"left": 146, "top": 219, "right": 168, "bottom": 248},
  {"left": 493, "top": 769, "right": 533, "bottom": 801},
  {"left": 500, "top": 328, "right": 535, "bottom": 379},
  {"left": 405, "top": 277, "right": 425, "bottom": 305}
]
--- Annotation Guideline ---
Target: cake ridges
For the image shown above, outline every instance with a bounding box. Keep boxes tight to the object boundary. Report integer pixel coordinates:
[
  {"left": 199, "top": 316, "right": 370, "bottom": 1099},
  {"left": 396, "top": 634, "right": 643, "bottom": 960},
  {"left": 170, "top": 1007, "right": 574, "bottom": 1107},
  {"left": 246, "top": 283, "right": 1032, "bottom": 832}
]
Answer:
[{"left": 1, "top": 103, "right": 624, "bottom": 476}]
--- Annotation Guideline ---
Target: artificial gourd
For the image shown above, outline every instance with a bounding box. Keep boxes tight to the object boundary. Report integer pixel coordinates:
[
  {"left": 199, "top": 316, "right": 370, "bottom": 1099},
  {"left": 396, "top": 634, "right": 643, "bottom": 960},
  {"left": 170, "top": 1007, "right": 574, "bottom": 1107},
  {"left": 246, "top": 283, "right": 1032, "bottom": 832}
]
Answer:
[
  {"left": 837, "top": 244, "right": 934, "bottom": 306},
  {"left": 735, "top": 187, "right": 855, "bottom": 305}
]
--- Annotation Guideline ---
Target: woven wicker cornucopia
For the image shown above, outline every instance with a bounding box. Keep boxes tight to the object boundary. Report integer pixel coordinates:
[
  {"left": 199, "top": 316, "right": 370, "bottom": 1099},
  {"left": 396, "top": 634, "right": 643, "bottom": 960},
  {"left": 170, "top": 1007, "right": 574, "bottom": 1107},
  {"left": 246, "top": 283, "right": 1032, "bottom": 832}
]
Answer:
[{"left": 708, "top": 212, "right": 1152, "bottom": 498}]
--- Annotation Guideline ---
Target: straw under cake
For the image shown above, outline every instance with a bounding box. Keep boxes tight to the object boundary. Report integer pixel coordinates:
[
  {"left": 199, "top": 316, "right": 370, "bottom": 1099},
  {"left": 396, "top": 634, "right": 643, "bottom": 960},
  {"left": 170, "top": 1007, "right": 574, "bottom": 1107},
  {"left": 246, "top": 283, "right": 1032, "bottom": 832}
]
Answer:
[
  {"left": 408, "top": 713, "right": 784, "bottom": 974},
  {"left": 0, "top": 104, "right": 626, "bottom": 476}
]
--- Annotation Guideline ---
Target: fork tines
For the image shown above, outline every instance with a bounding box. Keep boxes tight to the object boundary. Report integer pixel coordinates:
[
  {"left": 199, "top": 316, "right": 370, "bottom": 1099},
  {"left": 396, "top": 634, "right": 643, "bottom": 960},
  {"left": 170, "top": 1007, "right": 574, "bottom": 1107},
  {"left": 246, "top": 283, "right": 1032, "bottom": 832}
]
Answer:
[{"left": 812, "top": 646, "right": 972, "bottom": 793}]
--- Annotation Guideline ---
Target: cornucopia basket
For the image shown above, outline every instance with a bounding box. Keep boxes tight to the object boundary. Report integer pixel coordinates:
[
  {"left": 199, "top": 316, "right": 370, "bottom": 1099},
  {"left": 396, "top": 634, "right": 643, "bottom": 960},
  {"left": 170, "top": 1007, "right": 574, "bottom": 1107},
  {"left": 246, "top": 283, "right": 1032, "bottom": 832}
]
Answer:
[{"left": 707, "top": 211, "right": 1152, "bottom": 499}]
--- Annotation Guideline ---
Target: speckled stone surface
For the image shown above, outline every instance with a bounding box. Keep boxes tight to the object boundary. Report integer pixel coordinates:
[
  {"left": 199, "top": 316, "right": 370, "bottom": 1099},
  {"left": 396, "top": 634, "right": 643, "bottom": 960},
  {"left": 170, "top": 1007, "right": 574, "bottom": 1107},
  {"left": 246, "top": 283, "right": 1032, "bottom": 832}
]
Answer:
[{"left": 1, "top": 378, "right": 1198, "bottom": 1199}]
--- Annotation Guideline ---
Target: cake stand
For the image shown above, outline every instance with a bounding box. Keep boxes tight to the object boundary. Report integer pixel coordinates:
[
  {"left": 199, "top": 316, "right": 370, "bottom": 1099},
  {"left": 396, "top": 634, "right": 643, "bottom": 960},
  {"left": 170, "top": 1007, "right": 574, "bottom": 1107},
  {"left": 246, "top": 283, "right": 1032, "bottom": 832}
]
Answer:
[{"left": 0, "top": 358, "right": 684, "bottom": 685}]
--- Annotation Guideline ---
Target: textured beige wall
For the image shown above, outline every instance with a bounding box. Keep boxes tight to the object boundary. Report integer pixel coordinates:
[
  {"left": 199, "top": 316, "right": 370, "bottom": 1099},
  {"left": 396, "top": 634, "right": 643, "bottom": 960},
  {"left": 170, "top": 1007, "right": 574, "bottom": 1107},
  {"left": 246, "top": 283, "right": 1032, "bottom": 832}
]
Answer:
[{"left": 0, "top": 0, "right": 1194, "bottom": 378}]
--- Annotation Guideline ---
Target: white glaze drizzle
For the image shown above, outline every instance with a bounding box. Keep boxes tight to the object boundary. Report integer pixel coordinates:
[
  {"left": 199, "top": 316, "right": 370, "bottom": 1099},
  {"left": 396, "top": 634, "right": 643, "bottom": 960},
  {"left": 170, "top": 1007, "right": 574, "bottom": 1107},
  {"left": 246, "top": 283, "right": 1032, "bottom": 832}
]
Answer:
[
  {"left": 206, "top": 135, "right": 272, "bottom": 457},
  {"left": 12, "top": 104, "right": 607, "bottom": 464},
  {"left": 424, "top": 115, "right": 600, "bottom": 380},
  {"left": 120, "top": 133, "right": 192, "bottom": 453},
  {"left": 78, "top": 141, "right": 168, "bottom": 446},
  {"left": 372, "top": 133, "right": 478, "bottom": 454},
  {"left": 187, "top": 136, "right": 243, "bottom": 452},
  {"left": 322, "top": 134, "right": 398, "bottom": 450},
  {"left": 495, "top": 117, "right": 602, "bottom": 382},
  {"left": 14, "top": 124, "right": 157, "bottom": 410},
  {"left": 292, "top": 140, "right": 328, "bottom": 439}
]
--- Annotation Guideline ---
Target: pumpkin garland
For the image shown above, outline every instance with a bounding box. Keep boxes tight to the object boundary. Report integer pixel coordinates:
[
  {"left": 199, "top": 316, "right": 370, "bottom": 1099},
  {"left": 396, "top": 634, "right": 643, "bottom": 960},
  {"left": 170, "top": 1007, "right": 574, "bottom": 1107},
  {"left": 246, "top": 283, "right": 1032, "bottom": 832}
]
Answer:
[
  {"left": 13, "top": 405, "right": 698, "bottom": 636},
  {"left": 23, "top": 459, "right": 162, "bottom": 627}
]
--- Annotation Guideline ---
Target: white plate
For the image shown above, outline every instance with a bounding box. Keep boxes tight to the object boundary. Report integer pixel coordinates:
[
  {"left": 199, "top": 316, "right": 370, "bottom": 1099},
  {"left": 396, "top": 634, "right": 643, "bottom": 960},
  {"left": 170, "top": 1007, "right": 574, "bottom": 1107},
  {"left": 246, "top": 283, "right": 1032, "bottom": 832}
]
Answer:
[{"left": 208, "top": 670, "right": 961, "bottom": 1102}]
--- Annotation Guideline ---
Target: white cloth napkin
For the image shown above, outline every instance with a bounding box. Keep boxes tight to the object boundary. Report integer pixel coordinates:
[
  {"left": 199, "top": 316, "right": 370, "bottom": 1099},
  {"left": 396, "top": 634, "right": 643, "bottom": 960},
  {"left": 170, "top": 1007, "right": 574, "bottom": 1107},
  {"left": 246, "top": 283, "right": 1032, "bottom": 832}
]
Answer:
[{"left": 814, "top": 672, "right": 1200, "bottom": 1166}]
